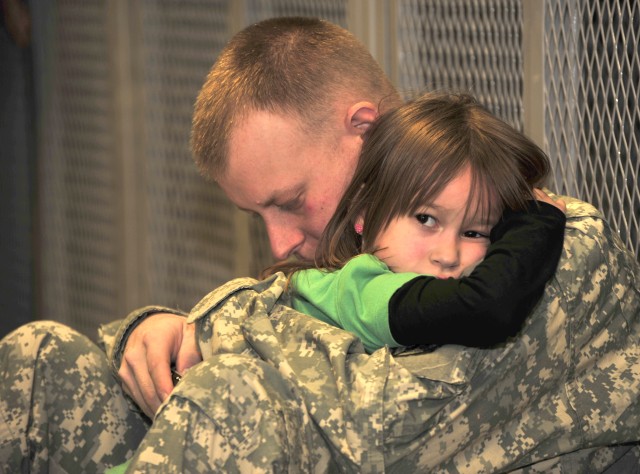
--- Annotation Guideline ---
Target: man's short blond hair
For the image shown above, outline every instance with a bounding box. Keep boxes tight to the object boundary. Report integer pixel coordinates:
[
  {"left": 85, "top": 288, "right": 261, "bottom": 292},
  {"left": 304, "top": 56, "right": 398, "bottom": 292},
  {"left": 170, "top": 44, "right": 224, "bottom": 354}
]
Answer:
[{"left": 190, "top": 17, "right": 400, "bottom": 180}]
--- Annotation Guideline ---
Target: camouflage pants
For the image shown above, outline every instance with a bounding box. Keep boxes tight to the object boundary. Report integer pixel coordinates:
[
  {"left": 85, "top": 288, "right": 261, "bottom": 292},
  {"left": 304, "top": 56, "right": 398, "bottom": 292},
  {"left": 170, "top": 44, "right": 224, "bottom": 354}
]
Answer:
[
  {"left": 1, "top": 321, "right": 639, "bottom": 474},
  {"left": 0, "top": 321, "right": 148, "bottom": 474},
  {"left": 124, "top": 353, "right": 336, "bottom": 473}
]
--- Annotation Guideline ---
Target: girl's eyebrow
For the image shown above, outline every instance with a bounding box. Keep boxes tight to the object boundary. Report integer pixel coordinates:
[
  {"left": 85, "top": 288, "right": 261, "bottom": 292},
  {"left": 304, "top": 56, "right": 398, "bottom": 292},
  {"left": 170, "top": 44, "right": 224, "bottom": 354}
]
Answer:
[
  {"left": 465, "top": 213, "right": 497, "bottom": 227},
  {"left": 415, "top": 202, "right": 439, "bottom": 211}
]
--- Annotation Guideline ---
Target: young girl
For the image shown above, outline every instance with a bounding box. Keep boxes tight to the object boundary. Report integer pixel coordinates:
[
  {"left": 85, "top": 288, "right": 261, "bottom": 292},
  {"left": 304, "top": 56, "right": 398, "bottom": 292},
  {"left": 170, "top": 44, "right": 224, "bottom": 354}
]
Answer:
[{"left": 268, "top": 91, "right": 566, "bottom": 353}]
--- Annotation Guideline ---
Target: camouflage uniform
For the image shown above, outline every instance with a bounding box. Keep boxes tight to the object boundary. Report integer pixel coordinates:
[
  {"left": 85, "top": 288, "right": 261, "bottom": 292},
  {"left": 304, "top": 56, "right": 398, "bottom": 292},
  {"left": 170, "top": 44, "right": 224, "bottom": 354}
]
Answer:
[
  {"left": 108, "top": 195, "right": 640, "bottom": 473},
  {"left": 2, "top": 195, "right": 639, "bottom": 473},
  {"left": 0, "top": 321, "right": 149, "bottom": 473}
]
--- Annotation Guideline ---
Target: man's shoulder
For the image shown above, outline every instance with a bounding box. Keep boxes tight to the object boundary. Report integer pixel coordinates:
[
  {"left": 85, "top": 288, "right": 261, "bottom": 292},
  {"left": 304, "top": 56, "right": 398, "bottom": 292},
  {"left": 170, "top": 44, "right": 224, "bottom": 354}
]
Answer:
[
  {"left": 189, "top": 273, "right": 288, "bottom": 324},
  {"left": 549, "top": 193, "right": 607, "bottom": 244},
  {"left": 549, "top": 193, "right": 638, "bottom": 289},
  {"left": 553, "top": 193, "right": 602, "bottom": 222}
]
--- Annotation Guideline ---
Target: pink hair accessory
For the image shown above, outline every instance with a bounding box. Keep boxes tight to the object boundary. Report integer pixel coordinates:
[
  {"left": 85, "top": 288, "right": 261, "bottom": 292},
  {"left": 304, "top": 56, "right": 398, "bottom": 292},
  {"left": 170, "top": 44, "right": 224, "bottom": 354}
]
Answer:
[{"left": 354, "top": 223, "right": 364, "bottom": 234}]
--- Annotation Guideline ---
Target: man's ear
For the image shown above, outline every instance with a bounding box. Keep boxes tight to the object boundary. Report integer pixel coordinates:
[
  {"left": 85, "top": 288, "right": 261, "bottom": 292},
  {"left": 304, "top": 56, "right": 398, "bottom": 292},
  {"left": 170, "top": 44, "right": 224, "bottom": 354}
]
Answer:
[{"left": 346, "top": 102, "right": 378, "bottom": 136}]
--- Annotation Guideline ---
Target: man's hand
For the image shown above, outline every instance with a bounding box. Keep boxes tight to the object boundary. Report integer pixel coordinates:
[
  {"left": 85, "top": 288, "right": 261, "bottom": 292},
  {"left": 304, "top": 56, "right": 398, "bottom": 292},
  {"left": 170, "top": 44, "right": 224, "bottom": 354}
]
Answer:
[{"left": 118, "top": 313, "right": 202, "bottom": 418}]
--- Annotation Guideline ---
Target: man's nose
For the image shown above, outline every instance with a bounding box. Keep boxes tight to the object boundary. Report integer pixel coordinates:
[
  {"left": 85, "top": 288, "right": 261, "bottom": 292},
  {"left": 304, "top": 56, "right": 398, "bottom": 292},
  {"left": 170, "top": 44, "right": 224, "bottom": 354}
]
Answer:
[{"left": 267, "top": 224, "right": 304, "bottom": 261}]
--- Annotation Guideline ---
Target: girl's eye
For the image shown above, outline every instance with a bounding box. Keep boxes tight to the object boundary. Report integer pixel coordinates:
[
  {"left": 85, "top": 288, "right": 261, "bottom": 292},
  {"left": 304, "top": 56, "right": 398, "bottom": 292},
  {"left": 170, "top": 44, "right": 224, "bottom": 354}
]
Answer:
[
  {"left": 463, "top": 230, "right": 490, "bottom": 239},
  {"left": 415, "top": 214, "right": 436, "bottom": 227}
]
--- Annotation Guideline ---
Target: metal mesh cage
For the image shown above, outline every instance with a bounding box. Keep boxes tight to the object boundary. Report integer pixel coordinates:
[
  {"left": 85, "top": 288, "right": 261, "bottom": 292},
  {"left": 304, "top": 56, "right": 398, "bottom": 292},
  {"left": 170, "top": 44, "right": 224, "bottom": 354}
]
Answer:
[
  {"left": 37, "top": 2, "right": 121, "bottom": 337},
  {"left": 396, "top": 0, "right": 524, "bottom": 129},
  {"left": 137, "top": 1, "right": 237, "bottom": 311},
  {"left": 544, "top": 0, "right": 639, "bottom": 257}
]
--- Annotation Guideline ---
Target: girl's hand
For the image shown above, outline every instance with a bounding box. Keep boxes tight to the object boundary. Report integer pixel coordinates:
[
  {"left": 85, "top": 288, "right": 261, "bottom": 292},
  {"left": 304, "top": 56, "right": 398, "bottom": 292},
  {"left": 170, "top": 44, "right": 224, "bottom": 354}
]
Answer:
[{"left": 534, "top": 188, "right": 566, "bottom": 214}]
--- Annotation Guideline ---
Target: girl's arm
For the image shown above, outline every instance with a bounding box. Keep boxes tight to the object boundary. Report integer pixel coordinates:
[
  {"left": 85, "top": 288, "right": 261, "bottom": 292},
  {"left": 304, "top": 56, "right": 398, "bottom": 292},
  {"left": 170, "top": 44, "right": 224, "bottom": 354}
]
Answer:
[{"left": 389, "top": 201, "right": 566, "bottom": 347}]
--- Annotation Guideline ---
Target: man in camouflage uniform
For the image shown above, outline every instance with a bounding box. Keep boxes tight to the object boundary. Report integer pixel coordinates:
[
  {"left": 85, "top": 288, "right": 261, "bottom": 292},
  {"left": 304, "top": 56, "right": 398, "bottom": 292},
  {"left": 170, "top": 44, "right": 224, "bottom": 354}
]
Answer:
[{"left": 98, "top": 195, "right": 638, "bottom": 472}]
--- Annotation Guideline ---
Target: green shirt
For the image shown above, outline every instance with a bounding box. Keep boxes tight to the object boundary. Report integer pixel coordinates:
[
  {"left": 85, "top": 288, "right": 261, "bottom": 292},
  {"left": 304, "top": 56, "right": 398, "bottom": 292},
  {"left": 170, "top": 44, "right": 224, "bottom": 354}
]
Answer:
[{"left": 291, "top": 254, "right": 419, "bottom": 352}]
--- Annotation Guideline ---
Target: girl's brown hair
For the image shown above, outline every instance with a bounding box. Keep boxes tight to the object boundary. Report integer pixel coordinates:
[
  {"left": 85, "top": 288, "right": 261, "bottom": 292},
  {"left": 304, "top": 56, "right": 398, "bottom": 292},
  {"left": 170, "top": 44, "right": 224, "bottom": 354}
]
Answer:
[{"left": 265, "top": 91, "right": 550, "bottom": 277}]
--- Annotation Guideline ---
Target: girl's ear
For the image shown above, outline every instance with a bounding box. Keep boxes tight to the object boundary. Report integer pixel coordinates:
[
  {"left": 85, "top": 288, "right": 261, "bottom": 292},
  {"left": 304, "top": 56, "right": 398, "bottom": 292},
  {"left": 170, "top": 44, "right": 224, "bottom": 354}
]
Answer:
[
  {"left": 354, "top": 215, "right": 365, "bottom": 235},
  {"left": 346, "top": 102, "right": 378, "bottom": 135}
]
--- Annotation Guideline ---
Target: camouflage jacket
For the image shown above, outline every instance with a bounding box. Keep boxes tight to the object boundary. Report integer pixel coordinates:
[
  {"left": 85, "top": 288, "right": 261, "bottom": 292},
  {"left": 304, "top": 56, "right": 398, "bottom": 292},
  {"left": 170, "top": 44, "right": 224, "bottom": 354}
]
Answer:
[{"left": 106, "top": 196, "right": 640, "bottom": 472}]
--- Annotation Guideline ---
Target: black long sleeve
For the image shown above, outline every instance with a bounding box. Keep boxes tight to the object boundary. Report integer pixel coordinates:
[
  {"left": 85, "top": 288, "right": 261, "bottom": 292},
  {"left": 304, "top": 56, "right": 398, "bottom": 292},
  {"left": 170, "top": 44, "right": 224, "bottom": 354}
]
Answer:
[{"left": 388, "top": 201, "right": 566, "bottom": 347}]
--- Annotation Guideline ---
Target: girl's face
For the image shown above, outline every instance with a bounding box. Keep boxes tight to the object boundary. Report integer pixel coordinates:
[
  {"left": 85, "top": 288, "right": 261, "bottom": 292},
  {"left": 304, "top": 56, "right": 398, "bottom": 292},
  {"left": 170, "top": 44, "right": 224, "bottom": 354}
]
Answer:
[{"left": 372, "top": 166, "right": 497, "bottom": 278}]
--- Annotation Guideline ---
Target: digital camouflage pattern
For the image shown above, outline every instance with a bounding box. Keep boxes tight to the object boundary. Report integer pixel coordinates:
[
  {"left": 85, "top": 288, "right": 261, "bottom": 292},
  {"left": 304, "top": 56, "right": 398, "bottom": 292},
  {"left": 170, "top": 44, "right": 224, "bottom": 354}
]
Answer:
[
  {"left": 112, "top": 195, "right": 640, "bottom": 473},
  {"left": 0, "top": 321, "right": 148, "bottom": 473},
  {"left": 2, "top": 195, "right": 639, "bottom": 473}
]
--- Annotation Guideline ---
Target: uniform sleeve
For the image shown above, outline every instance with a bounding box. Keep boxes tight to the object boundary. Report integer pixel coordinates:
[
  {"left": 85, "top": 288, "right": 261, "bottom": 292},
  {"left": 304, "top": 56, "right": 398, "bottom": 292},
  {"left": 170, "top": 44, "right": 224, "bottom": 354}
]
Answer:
[{"left": 389, "top": 201, "right": 566, "bottom": 347}]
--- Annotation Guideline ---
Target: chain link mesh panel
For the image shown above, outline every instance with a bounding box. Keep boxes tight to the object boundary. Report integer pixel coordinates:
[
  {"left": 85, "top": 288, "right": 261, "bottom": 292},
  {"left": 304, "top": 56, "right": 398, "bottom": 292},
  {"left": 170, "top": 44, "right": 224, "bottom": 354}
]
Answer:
[
  {"left": 396, "top": 0, "right": 524, "bottom": 129},
  {"left": 37, "top": 2, "right": 121, "bottom": 337},
  {"left": 138, "top": 1, "right": 237, "bottom": 312},
  {"left": 544, "top": 0, "right": 639, "bottom": 258}
]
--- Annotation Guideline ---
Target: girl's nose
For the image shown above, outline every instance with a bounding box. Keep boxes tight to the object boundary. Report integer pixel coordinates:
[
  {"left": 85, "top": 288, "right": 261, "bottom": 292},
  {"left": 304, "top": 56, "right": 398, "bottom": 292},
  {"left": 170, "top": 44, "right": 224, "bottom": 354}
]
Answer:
[{"left": 430, "top": 238, "right": 460, "bottom": 269}]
